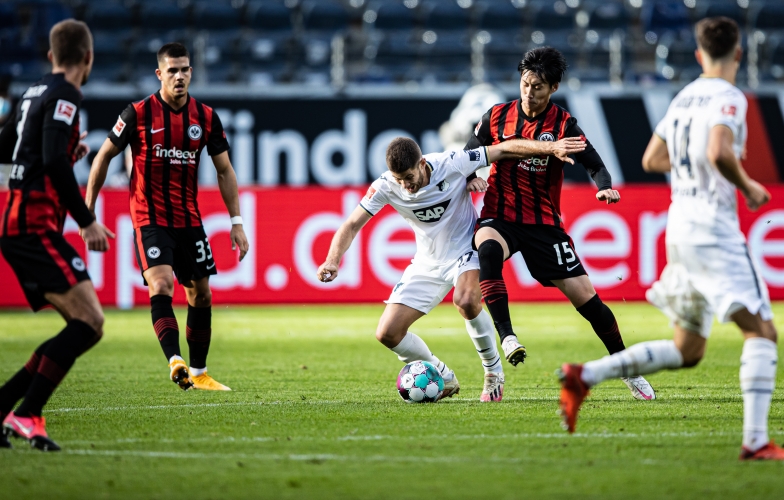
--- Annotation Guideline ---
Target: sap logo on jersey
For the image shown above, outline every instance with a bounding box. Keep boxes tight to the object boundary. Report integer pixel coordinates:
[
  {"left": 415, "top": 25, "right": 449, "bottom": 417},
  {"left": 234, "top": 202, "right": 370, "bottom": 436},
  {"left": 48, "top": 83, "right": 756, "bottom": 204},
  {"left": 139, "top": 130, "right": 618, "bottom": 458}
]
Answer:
[
  {"left": 153, "top": 144, "right": 197, "bottom": 159},
  {"left": 413, "top": 199, "right": 451, "bottom": 223}
]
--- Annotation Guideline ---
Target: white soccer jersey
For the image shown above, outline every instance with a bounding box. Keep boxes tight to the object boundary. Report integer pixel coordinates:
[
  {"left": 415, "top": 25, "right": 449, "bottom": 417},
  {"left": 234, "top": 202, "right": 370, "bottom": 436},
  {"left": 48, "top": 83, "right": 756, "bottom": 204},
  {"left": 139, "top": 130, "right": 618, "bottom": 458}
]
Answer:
[
  {"left": 654, "top": 76, "right": 748, "bottom": 245},
  {"left": 359, "top": 147, "right": 489, "bottom": 265}
]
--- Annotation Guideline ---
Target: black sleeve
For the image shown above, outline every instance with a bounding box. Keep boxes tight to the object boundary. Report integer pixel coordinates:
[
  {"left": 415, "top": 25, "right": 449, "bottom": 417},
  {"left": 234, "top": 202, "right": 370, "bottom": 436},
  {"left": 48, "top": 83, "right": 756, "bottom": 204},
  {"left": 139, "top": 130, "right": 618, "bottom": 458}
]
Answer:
[
  {"left": 463, "top": 109, "right": 492, "bottom": 150},
  {"left": 42, "top": 91, "right": 94, "bottom": 228},
  {"left": 207, "top": 110, "right": 230, "bottom": 157},
  {"left": 108, "top": 104, "right": 137, "bottom": 151},
  {"left": 564, "top": 117, "right": 612, "bottom": 191},
  {"left": 0, "top": 106, "right": 17, "bottom": 164}
]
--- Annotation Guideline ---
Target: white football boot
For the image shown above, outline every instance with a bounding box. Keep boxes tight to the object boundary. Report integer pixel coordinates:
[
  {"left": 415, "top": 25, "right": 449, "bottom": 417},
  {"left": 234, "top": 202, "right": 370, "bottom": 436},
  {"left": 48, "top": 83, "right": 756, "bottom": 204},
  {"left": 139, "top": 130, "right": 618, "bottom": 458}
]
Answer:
[
  {"left": 480, "top": 372, "right": 504, "bottom": 402},
  {"left": 622, "top": 376, "right": 656, "bottom": 400},
  {"left": 437, "top": 371, "right": 460, "bottom": 401},
  {"left": 501, "top": 336, "right": 527, "bottom": 366}
]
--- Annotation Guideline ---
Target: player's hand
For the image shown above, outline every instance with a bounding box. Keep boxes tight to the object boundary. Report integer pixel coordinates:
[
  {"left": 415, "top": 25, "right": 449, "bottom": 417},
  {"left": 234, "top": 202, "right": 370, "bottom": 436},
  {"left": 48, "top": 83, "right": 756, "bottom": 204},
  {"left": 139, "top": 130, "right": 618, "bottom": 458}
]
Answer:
[
  {"left": 596, "top": 189, "right": 621, "bottom": 204},
  {"left": 549, "top": 137, "right": 586, "bottom": 164},
  {"left": 80, "top": 221, "right": 115, "bottom": 252},
  {"left": 74, "top": 131, "right": 90, "bottom": 161},
  {"left": 317, "top": 262, "right": 339, "bottom": 282},
  {"left": 230, "top": 224, "right": 249, "bottom": 261},
  {"left": 466, "top": 177, "right": 487, "bottom": 193},
  {"left": 742, "top": 179, "right": 771, "bottom": 211}
]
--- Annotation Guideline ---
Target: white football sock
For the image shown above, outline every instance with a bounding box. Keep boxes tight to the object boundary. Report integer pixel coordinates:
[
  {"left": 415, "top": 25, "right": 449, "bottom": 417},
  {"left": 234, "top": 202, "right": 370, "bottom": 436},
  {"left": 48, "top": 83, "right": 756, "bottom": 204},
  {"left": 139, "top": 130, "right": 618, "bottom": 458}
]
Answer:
[
  {"left": 740, "top": 337, "right": 777, "bottom": 452},
  {"left": 190, "top": 366, "right": 207, "bottom": 376},
  {"left": 390, "top": 332, "right": 451, "bottom": 378},
  {"left": 465, "top": 310, "right": 502, "bottom": 374},
  {"left": 582, "top": 340, "right": 683, "bottom": 387},
  {"left": 168, "top": 355, "right": 185, "bottom": 364}
]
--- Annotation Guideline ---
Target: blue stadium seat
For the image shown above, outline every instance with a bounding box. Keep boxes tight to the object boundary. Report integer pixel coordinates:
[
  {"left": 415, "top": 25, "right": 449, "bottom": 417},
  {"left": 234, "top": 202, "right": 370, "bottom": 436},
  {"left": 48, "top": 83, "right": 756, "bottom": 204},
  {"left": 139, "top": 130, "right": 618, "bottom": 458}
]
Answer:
[
  {"left": 753, "top": 4, "right": 784, "bottom": 31},
  {"left": 138, "top": 4, "right": 188, "bottom": 32},
  {"left": 644, "top": 1, "right": 691, "bottom": 33},
  {"left": 476, "top": 1, "right": 524, "bottom": 31},
  {"left": 532, "top": 3, "right": 574, "bottom": 31},
  {"left": 0, "top": 3, "right": 18, "bottom": 30},
  {"left": 192, "top": 2, "right": 242, "bottom": 31},
  {"left": 699, "top": 2, "right": 746, "bottom": 26},
  {"left": 375, "top": 31, "right": 420, "bottom": 80},
  {"left": 247, "top": 0, "right": 293, "bottom": 31},
  {"left": 84, "top": 3, "right": 133, "bottom": 33},
  {"left": 588, "top": 3, "right": 629, "bottom": 31},
  {"left": 129, "top": 31, "right": 191, "bottom": 67},
  {"left": 301, "top": 0, "right": 350, "bottom": 32},
  {"left": 422, "top": 0, "right": 472, "bottom": 31},
  {"left": 240, "top": 31, "right": 298, "bottom": 65},
  {"left": 92, "top": 30, "right": 132, "bottom": 67},
  {"left": 372, "top": 1, "right": 417, "bottom": 31}
]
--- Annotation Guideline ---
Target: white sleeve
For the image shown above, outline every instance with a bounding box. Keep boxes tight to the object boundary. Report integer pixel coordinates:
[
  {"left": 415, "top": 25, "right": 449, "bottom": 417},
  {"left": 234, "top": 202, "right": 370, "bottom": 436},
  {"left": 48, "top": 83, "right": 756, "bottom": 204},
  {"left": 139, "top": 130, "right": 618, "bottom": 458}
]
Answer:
[
  {"left": 654, "top": 103, "right": 673, "bottom": 141},
  {"left": 446, "top": 147, "right": 490, "bottom": 176},
  {"left": 707, "top": 90, "right": 747, "bottom": 138},
  {"left": 359, "top": 178, "right": 389, "bottom": 216}
]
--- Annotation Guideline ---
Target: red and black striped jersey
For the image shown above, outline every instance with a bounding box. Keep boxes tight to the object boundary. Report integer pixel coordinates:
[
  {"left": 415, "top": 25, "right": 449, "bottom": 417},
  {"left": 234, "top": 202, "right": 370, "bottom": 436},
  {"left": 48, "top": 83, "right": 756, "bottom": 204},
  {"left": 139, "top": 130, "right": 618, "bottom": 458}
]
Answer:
[
  {"left": 0, "top": 73, "right": 93, "bottom": 237},
  {"left": 466, "top": 100, "right": 611, "bottom": 227},
  {"left": 108, "top": 91, "right": 229, "bottom": 229}
]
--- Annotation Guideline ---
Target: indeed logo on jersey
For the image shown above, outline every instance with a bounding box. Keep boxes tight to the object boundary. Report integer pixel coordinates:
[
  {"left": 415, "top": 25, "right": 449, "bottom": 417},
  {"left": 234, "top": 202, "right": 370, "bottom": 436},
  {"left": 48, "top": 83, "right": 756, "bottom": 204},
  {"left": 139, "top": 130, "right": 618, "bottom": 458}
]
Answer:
[
  {"left": 518, "top": 156, "right": 549, "bottom": 172},
  {"left": 412, "top": 199, "right": 451, "bottom": 223},
  {"left": 153, "top": 144, "right": 198, "bottom": 161}
]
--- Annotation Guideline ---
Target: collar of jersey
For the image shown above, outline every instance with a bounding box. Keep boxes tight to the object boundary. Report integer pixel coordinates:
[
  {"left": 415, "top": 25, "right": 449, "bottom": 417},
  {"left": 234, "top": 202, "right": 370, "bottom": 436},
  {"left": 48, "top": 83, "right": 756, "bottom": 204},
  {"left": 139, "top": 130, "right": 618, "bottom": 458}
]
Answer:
[
  {"left": 518, "top": 99, "right": 552, "bottom": 122},
  {"left": 154, "top": 91, "right": 190, "bottom": 114}
]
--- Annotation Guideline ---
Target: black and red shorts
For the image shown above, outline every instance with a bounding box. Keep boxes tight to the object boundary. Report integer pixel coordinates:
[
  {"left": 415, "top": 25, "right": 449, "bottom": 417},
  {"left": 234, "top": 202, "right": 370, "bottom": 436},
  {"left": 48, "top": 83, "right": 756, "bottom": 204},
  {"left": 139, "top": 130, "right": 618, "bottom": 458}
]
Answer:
[
  {"left": 0, "top": 231, "right": 91, "bottom": 311},
  {"left": 133, "top": 225, "right": 217, "bottom": 285},
  {"left": 473, "top": 218, "right": 586, "bottom": 287}
]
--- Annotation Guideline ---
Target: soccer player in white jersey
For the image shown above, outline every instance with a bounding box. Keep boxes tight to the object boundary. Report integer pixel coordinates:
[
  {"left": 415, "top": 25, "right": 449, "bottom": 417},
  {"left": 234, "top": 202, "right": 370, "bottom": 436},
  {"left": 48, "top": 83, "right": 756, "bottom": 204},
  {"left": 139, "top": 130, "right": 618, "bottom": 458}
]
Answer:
[
  {"left": 318, "top": 136, "right": 586, "bottom": 401},
  {"left": 557, "top": 17, "right": 784, "bottom": 460}
]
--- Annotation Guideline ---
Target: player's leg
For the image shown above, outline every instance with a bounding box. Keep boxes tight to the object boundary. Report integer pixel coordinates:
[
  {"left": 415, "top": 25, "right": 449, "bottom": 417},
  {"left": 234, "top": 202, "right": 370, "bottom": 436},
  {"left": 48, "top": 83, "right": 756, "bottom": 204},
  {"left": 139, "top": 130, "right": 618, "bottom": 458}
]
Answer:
[
  {"left": 474, "top": 225, "right": 526, "bottom": 366},
  {"left": 182, "top": 277, "right": 229, "bottom": 391},
  {"left": 453, "top": 268, "right": 504, "bottom": 402},
  {"left": 733, "top": 310, "right": 783, "bottom": 459},
  {"left": 552, "top": 275, "right": 655, "bottom": 400},
  {"left": 4, "top": 280, "right": 104, "bottom": 451}
]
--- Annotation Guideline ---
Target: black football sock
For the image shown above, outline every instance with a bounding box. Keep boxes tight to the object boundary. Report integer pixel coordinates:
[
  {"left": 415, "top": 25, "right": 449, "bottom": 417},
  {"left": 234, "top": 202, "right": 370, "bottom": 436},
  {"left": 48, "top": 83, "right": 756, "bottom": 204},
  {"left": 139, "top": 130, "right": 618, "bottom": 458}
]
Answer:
[
  {"left": 478, "top": 239, "right": 515, "bottom": 342},
  {"left": 150, "top": 294, "right": 181, "bottom": 361},
  {"left": 577, "top": 294, "right": 626, "bottom": 354},
  {"left": 15, "top": 320, "right": 98, "bottom": 417},
  {"left": 186, "top": 305, "right": 211, "bottom": 370},
  {"left": 0, "top": 339, "right": 50, "bottom": 415}
]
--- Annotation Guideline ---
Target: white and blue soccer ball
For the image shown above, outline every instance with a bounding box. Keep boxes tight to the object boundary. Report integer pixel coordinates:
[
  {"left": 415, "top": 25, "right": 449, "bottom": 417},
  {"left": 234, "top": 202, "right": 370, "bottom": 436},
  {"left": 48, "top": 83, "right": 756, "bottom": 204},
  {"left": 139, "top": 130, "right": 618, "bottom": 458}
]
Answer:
[{"left": 396, "top": 361, "right": 444, "bottom": 403}]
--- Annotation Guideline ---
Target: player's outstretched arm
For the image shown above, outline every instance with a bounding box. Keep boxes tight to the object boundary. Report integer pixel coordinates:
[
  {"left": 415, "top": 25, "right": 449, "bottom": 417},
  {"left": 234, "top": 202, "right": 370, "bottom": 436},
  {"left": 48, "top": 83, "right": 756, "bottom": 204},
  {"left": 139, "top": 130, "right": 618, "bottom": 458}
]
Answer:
[
  {"left": 85, "top": 138, "right": 122, "bottom": 212},
  {"left": 707, "top": 125, "right": 770, "bottom": 211},
  {"left": 212, "top": 151, "right": 250, "bottom": 261},
  {"left": 317, "top": 206, "right": 372, "bottom": 283},
  {"left": 642, "top": 134, "right": 671, "bottom": 173},
  {"left": 487, "top": 137, "right": 586, "bottom": 164}
]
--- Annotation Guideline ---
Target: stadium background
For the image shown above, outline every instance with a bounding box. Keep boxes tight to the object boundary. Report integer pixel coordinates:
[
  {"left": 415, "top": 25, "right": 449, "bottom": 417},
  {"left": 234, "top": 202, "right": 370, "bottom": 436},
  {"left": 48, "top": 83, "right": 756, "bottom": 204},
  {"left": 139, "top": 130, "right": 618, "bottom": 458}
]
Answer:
[{"left": 2, "top": 0, "right": 784, "bottom": 307}]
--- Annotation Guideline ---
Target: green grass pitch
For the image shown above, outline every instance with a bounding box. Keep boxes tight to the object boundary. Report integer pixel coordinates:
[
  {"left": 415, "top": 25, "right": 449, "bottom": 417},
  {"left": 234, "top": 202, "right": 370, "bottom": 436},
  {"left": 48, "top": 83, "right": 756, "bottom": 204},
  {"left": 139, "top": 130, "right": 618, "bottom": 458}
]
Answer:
[{"left": 2, "top": 302, "right": 784, "bottom": 499}]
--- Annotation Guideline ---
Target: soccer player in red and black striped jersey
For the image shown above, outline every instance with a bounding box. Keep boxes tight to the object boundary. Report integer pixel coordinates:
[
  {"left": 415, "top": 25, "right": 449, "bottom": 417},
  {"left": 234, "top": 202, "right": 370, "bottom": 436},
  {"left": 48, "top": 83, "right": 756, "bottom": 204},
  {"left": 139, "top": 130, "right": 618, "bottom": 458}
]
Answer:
[
  {"left": 86, "top": 43, "right": 249, "bottom": 392},
  {"left": 0, "top": 20, "right": 114, "bottom": 451},
  {"left": 465, "top": 47, "right": 655, "bottom": 400}
]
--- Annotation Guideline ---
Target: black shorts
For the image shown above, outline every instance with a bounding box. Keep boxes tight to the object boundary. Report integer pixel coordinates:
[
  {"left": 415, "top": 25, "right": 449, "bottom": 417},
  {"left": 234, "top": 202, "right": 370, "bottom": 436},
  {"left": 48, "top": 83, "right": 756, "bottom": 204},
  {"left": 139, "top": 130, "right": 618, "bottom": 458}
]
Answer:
[
  {"left": 474, "top": 218, "right": 586, "bottom": 287},
  {"left": 0, "top": 232, "right": 91, "bottom": 311},
  {"left": 133, "top": 226, "right": 217, "bottom": 285}
]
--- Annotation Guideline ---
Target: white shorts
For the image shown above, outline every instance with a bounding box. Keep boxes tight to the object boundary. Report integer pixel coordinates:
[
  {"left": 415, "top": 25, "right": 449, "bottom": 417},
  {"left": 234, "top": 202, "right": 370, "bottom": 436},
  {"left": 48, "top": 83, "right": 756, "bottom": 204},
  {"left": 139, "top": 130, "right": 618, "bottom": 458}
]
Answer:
[
  {"left": 386, "top": 250, "right": 480, "bottom": 314},
  {"left": 646, "top": 243, "right": 773, "bottom": 338}
]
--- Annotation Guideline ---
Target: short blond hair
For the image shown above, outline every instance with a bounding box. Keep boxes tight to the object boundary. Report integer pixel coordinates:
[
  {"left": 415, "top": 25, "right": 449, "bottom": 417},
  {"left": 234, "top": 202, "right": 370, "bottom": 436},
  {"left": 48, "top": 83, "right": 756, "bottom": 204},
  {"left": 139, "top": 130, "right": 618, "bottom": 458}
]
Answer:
[{"left": 49, "top": 19, "right": 92, "bottom": 66}]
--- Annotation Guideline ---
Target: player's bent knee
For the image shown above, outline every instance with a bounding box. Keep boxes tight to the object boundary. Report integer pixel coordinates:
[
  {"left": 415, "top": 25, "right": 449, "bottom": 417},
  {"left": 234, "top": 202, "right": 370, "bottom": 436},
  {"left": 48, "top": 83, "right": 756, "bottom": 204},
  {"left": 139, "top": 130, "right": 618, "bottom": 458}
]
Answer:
[
  {"left": 477, "top": 239, "right": 504, "bottom": 264},
  {"left": 193, "top": 290, "right": 212, "bottom": 307},
  {"left": 681, "top": 354, "right": 703, "bottom": 368},
  {"left": 375, "top": 326, "right": 403, "bottom": 347}
]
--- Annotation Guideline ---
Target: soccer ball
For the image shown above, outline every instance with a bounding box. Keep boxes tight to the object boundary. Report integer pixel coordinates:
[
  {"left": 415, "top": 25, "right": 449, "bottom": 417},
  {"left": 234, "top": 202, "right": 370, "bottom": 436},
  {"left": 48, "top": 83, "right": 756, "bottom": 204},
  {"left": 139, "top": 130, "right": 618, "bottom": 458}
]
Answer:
[{"left": 397, "top": 361, "right": 444, "bottom": 403}]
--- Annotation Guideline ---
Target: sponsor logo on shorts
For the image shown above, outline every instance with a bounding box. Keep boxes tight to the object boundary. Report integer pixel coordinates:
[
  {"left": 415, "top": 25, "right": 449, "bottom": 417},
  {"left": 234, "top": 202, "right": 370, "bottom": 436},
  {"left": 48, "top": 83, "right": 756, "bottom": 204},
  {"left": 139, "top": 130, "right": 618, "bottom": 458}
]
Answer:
[
  {"left": 567, "top": 263, "right": 580, "bottom": 271},
  {"left": 188, "top": 124, "right": 202, "bottom": 140},
  {"left": 147, "top": 246, "right": 161, "bottom": 259},
  {"left": 412, "top": 199, "right": 451, "bottom": 223},
  {"left": 71, "top": 257, "right": 86, "bottom": 272}
]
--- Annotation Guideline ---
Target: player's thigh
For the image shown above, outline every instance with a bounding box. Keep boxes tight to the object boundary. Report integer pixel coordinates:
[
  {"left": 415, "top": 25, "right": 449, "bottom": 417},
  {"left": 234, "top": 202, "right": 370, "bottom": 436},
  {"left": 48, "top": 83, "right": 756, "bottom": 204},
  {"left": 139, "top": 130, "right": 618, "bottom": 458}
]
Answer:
[
  {"left": 44, "top": 280, "right": 104, "bottom": 332},
  {"left": 376, "top": 303, "right": 425, "bottom": 343},
  {"left": 519, "top": 226, "right": 586, "bottom": 287},
  {"left": 474, "top": 226, "right": 511, "bottom": 259},
  {"left": 451, "top": 251, "right": 482, "bottom": 315},
  {"left": 173, "top": 227, "right": 217, "bottom": 286},
  {"left": 143, "top": 264, "right": 176, "bottom": 297},
  {"left": 135, "top": 226, "right": 177, "bottom": 294},
  {"left": 550, "top": 275, "right": 597, "bottom": 307},
  {"left": 386, "top": 262, "right": 451, "bottom": 316}
]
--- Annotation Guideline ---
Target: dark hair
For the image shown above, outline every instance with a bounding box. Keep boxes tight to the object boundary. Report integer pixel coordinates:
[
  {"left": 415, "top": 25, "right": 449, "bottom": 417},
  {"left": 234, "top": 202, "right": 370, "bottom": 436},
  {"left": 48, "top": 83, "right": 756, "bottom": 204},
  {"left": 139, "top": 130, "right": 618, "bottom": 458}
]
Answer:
[
  {"left": 517, "top": 47, "right": 568, "bottom": 85},
  {"left": 157, "top": 42, "right": 190, "bottom": 64},
  {"left": 695, "top": 17, "right": 739, "bottom": 60},
  {"left": 386, "top": 137, "right": 422, "bottom": 174},
  {"left": 49, "top": 19, "right": 92, "bottom": 67}
]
